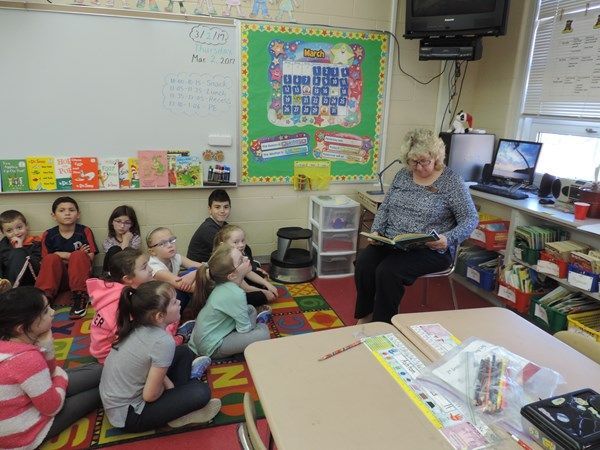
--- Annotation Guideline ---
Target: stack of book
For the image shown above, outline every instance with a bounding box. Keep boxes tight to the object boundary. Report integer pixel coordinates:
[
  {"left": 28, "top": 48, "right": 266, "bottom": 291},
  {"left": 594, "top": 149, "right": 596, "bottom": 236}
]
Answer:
[{"left": 545, "top": 240, "right": 590, "bottom": 261}]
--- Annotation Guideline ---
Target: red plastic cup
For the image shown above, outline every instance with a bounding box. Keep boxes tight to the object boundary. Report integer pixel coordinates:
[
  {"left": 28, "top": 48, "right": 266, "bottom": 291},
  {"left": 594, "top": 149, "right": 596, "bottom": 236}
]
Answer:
[{"left": 574, "top": 202, "right": 591, "bottom": 220}]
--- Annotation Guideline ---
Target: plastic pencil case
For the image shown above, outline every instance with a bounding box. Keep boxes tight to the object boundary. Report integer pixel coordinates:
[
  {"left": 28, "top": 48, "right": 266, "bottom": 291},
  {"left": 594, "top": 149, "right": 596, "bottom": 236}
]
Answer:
[
  {"left": 469, "top": 220, "right": 510, "bottom": 251},
  {"left": 567, "top": 310, "right": 600, "bottom": 343},
  {"left": 466, "top": 263, "right": 496, "bottom": 291},
  {"left": 521, "top": 388, "right": 600, "bottom": 450},
  {"left": 537, "top": 251, "right": 569, "bottom": 278},
  {"left": 567, "top": 264, "right": 600, "bottom": 293}
]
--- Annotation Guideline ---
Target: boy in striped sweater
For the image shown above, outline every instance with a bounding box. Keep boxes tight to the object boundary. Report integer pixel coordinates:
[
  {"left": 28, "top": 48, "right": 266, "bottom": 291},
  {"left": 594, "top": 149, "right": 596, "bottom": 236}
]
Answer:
[{"left": 0, "top": 286, "right": 101, "bottom": 450}]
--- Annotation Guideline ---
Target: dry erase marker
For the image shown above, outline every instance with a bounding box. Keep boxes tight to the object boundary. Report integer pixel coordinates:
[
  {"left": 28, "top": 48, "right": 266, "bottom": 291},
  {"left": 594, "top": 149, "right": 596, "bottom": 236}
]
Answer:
[{"left": 318, "top": 339, "right": 362, "bottom": 361}]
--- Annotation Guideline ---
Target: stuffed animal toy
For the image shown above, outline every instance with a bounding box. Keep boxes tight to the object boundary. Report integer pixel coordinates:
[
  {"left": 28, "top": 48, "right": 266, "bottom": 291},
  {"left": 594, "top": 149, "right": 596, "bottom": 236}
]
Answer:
[{"left": 449, "top": 110, "right": 473, "bottom": 133}]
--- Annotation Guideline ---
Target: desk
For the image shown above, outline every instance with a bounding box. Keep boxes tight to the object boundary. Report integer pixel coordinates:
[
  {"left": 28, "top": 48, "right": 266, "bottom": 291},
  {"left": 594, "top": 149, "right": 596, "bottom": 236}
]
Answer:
[
  {"left": 245, "top": 322, "right": 455, "bottom": 450},
  {"left": 392, "top": 307, "right": 600, "bottom": 393}
]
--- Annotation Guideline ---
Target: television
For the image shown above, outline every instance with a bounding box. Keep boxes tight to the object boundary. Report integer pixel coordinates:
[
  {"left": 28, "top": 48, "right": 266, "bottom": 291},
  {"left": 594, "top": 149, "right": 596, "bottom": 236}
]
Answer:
[
  {"left": 490, "top": 139, "right": 543, "bottom": 185},
  {"left": 404, "top": 0, "right": 511, "bottom": 39}
]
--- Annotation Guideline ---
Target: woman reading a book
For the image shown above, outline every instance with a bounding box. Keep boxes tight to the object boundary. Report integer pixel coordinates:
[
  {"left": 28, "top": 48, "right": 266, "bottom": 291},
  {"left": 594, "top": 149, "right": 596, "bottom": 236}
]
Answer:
[{"left": 354, "top": 128, "right": 478, "bottom": 323}]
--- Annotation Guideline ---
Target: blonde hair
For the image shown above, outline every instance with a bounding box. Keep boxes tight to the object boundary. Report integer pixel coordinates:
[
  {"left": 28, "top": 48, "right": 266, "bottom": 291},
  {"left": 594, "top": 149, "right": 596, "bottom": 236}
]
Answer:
[
  {"left": 399, "top": 129, "right": 446, "bottom": 171},
  {"left": 213, "top": 224, "right": 244, "bottom": 250},
  {"left": 146, "top": 227, "right": 171, "bottom": 247},
  {"left": 189, "top": 243, "right": 236, "bottom": 317}
]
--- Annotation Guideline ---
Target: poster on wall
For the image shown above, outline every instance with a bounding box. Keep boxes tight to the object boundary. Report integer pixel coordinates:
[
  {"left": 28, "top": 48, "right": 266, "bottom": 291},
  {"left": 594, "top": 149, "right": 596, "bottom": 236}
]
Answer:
[{"left": 240, "top": 23, "right": 389, "bottom": 184}]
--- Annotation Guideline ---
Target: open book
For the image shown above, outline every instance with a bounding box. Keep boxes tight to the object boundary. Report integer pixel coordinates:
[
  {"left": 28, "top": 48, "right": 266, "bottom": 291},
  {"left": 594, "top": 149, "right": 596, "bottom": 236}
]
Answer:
[{"left": 360, "top": 230, "right": 440, "bottom": 250}]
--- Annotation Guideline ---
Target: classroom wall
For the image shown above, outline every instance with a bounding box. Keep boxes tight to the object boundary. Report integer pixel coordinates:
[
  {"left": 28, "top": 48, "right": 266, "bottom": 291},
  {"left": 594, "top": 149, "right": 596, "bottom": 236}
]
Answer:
[{"left": 0, "top": 0, "right": 531, "bottom": 261}]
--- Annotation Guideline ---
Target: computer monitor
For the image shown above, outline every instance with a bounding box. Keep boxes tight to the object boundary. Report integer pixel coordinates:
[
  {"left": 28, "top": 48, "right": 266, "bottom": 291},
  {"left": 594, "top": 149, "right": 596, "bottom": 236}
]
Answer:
[{"left": 490, "top": 138, "right": 543, "bottom": 185}]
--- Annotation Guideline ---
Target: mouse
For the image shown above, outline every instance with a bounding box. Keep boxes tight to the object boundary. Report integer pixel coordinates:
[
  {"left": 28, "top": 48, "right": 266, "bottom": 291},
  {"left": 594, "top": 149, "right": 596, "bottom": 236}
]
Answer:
[{"left": 539, "top": 198, "right": 555, "bottom": 205}]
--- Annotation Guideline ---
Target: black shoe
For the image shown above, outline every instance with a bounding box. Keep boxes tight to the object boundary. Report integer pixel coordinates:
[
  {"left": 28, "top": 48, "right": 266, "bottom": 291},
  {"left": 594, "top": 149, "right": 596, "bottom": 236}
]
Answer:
[{"left": 69, "top": 291, "right": 89, "bottom": 319}]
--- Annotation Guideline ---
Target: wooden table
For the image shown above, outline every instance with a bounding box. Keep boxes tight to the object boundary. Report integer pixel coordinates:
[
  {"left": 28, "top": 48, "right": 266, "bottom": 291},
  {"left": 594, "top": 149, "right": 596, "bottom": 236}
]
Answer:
[
  {"left": 391, "top": 307, "right": 600, "bottom": 393},
  {"left": 245, "top": 322, "right": 455, "bottom": 450}
]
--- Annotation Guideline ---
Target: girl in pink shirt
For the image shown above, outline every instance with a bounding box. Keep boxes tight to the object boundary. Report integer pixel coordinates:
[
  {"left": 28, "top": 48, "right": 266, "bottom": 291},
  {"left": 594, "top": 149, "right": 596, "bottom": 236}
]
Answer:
[{"left": 0, "top": 286, "right": 102, "bottom": 450}]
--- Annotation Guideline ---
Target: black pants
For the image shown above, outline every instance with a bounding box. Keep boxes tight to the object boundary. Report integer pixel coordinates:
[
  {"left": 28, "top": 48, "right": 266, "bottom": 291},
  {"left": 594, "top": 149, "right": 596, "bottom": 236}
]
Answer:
[
  {"left": 46, "top": 363, "right": 103, "bottom": 439},
  {"left": 354, "top": 245, "right": 452, "bottom": 323},
  {"left": 5, "top": 248, "right": 39, "bottom": 285},
  {"left": 123, "top": 345, "right": 211, "bottom": 432}
]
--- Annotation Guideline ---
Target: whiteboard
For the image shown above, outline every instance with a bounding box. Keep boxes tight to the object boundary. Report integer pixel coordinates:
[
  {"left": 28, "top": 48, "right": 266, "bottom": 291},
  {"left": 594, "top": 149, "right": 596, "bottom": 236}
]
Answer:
[{"left": 0, "top": 8, "right": 239, "bottom": 184}]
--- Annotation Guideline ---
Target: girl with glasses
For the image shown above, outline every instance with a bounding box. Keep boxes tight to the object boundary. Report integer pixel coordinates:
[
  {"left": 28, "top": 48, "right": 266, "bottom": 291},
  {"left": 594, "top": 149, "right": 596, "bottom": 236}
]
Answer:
[
  {"left": 146, "top": 227, "right": 204, "bottom": 314},
  {"left": 188, "top": 243, "right": 270, "bottom": 360},
  {"left": 103, "top": 205, "right": 141, "bottom": 274},
  {"left": 354, "top": 129, "right": 478, "bottom": 324}
]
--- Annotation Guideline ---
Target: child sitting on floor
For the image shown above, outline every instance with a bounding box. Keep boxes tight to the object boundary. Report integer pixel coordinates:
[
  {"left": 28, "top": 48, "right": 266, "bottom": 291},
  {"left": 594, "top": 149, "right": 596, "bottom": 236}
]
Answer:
[
  {"left": 147, "top": 227, "right": 204, "bottom": 312},
  {"left": 0, "top": 286, "right": 102, "bottom": 450},
  {"left": 35, "top": 196, "right": 98, "bottom": 319},
  {"left": 214, "top": 224, "right": 278, "bottom": 306},
  {"left": 0, "top": 209, "right": 41, "bottom": 287},
  {"left": 188, "top": 243, "right": 271, "bottom": 359},
  {"left": 102, "top": 205, "right": 142, "bottom": 274},
  {"left": 99, "top": 281, "right": 219, "bottom": 432}
]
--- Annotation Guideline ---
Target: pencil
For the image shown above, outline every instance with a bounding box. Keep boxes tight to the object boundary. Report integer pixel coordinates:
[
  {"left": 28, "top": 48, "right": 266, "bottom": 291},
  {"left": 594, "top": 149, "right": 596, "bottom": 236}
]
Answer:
[
  {"left": 509, "top": 433, "right": 534, "bottom": 450},
  {"left": 318, "top": 339, "right": 362, "bottom": 361}
]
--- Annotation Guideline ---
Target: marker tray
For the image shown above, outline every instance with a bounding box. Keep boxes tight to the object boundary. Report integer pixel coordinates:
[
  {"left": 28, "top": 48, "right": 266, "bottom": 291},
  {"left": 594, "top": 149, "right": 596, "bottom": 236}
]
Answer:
[{"left": 521, "top": 388, "right": 600, "bottom": 450}]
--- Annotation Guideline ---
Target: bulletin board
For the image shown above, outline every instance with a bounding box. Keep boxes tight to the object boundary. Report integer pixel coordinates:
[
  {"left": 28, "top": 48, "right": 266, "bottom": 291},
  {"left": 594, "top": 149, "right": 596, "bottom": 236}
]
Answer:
[
  {"left": 240, "top": 23, "right": 389, "bottom": 184},
  {"left": 0, "top": 7, "right": 238, "bottom": 192}
]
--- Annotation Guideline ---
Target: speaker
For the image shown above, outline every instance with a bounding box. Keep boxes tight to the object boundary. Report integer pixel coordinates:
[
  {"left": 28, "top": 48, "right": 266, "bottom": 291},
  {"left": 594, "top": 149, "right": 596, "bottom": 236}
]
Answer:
[
  {"left": 538, "top": 173, "right": 556, "bottom": 197},
  {"left": 481, "top": 163, "right": 493, "bottom": 183},
  {"left": 552, "top": 178, "right": 587, "bottom": 202}
]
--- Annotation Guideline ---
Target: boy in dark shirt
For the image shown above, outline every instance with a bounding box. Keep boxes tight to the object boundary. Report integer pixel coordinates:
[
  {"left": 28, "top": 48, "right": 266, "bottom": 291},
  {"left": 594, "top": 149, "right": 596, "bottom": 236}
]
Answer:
[
  {"left": 186, "top": 189, "right": 231, "bottom": 262},
  {"left": 0, "top": 210, "right": 41, "bottom": 287},
  {"left": 35, "top": 196, "right": 98, "bottom": 319}
]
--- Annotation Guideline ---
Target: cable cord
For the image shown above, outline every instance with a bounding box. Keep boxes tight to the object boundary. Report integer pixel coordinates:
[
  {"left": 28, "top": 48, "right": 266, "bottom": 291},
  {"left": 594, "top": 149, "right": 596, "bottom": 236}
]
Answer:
[{"left": 387, "top": 31, "right": 448, "bottom": 85}]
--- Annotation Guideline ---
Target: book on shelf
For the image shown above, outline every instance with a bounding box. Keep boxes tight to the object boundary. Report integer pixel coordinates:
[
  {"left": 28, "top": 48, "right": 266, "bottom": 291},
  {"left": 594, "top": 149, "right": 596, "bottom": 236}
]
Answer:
[
  {"left": 138, "top": 150, "right": 168, "bottom": 188},
  {"left": 71, "top": 157, "right": 99, "bottom": 190},
  {"left": 0, "top": 159, "right": 29, "bottom": 192},
  {"left": 175, "top": 155, "right": 202, "bottom": 187},
  {"left": 54, "top": 157, "right": 72, "bottom": 191},
  {"left": 117, "top": 159, "right": 130, "bottom": 189},
  {"left": 128, "top": 158, "right": 140, "bottom": 189},
  {"left": 360, "top": 230, "right": 440, "bottom": 250},
  {"left": 98, "top": 158, "right": 120, "bottom": 190},
  {"left": 26, "top": 156, "right": 57, "bottom": 191},
  {"left": 167, "top": 150, "right": 190, "bottom": 187}
]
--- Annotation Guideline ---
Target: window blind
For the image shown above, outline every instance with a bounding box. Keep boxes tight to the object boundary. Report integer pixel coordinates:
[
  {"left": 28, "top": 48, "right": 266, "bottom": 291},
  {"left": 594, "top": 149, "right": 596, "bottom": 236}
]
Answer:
[{"left": 524, "top": 0, "right": 600, "bottom": 117}]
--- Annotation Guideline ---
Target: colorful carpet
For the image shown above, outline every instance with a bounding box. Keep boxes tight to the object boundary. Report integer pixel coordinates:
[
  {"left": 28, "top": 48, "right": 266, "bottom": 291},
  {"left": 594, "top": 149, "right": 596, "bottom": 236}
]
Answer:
[{"left": 41, "top": 282, "right": 344, "bottom": 449}]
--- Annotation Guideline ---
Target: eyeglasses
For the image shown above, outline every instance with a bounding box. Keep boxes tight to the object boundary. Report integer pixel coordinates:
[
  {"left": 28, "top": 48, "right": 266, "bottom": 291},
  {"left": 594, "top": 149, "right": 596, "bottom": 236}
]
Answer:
[
  {"left": 149, "top": 237, "right": 177, "bottom": 248},
  {"left": 234, "top": 255, "right": 249, "bottom": 269},
  {"left": 408, "top": 159, "right": 433, "bottom": 168},
  {"left": 113, "top": 219, "right": 133, "bottom": 227}
]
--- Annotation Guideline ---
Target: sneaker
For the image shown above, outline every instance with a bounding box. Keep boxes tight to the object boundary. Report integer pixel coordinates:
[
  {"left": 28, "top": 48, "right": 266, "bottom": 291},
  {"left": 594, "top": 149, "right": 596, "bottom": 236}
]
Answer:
[
  {"left": 256, "top": 309, "right": 272, "bottom": 325},
  {"left": 69, "top": 291, "right": 89, "bottom": 319},
  {"left": 190, "top": 355, "right": 211, "bottom": 379},
  {"left": 177, "top": 320, "right": 196, "bottom": 342},
  {"left": 168, "top": 398, "right": 221, "bottom": 427}
]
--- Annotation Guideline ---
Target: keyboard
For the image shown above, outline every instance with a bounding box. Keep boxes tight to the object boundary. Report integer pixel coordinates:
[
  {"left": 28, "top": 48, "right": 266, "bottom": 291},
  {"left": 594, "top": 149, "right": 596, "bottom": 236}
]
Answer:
[{"left": 469, "top": 183, "right": 529, "bottom": 200}]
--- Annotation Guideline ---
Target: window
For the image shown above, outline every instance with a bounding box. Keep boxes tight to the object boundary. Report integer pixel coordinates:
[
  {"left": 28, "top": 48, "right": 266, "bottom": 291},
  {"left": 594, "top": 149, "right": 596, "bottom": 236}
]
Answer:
[{"left": 520, "top": 0, "right": 600, "bottom": 181}]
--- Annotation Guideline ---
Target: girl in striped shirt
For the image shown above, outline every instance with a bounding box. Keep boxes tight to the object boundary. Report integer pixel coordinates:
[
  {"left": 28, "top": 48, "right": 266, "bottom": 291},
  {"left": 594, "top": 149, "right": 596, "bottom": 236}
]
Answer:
[{"left": 0, "top": 286, "right": 102, "bottom": 450}]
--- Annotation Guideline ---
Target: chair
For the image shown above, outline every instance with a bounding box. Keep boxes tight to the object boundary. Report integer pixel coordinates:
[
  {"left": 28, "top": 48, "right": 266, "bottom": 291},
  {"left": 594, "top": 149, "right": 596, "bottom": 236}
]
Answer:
[
  {"left": 420, "top": 245, "right": 461, "bottom": 310},
  {"left": 554, "top": 331, "right": 600, "bottom": 364},
  {"left": 237, "top": 392, "right": 273, "bottom": 450}
]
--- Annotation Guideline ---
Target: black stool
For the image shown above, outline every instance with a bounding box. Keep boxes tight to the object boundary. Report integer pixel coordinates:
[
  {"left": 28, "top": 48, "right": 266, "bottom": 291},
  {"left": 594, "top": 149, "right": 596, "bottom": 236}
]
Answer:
[{"left": 270, "top": 227, "right": 315, "bottom": 283}]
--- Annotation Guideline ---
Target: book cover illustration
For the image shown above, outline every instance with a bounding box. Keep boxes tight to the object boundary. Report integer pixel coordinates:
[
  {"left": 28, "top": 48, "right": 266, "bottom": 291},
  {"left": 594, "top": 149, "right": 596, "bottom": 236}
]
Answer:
[
  {"left": 138, "top": 151, "right": 168, "bottom": 188},
  {"left": 175, "top": 155, "right": 202, "bottom": 187},
  {"left": 98, "top": 158, "right": 120, "bottom": 190},
  {"left": 26, "top": 157, "right": 57, "bottom": 191},
  {"left": 360, "top": 230, "right": 439, "bottom": 250},
  {"left": 0, "top": 159, "right": 29, "bottom": 192},
  {"left": 54, "top": 157, "right": 72, "bottom": 191},
  {"left": 71, "top": 157, "right": 99, "bottom": 190},
  {"left": 118, "top": 159, "right": 130, "bottom": 188},
  {"left": 167, "top": 150, "right": 190, "bottom": 187},
  {"left": 128, "top": 157, "right": 140, "bottom": 189}
]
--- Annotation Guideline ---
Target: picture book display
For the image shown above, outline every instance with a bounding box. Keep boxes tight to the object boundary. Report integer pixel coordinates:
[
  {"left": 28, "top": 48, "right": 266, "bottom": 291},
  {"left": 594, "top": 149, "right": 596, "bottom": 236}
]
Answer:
[
  {"left": 138, "top": 151, "right": 168, "bottom": 188},
  {"left": 0, "top": 160, "right": 29, "bottom": 192},
  {"left": 98, "top": 158, "right": 120, "bottom": 190},
  {"left": 54, "top": 157, "right": 72, "bottom": 191},
  {"left": 70, "top": 157, "right": 99, "bottom": 190},
  {"left": 26, "top": 157, "right": 56, "bottom": 191},
  {"left": 360, "top": 230, "right": 439, "bottom": 250},
  {"left": 175, "top": 155, "right": 202, "bottom": 187},
  {"left": 240, "top": 23, "right": 389, "bottom": 184}
]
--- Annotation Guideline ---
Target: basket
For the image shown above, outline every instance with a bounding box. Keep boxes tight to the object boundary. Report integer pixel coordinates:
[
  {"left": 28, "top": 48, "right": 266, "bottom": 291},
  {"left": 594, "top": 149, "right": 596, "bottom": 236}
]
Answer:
[
  {"left": 529, "top": 297, "right": 571, "bottom": 333},
  {"left": 466, "top": 264, "right": 496, "bottom": 291},
  {"left": 536, "top": 251, "right": 568, "bottom": 278},
  {"left": 497, "top": 280, "right": 544, "bottom": 314},
  {"left": 567, "top": 264, "right": 600, "bottom": 292},
  {"left": 469, "top": 220, "right": 510, "bottom": 251},
  {"left": 513, "top": 245, "right": 540, "bottom": 265},
  {"left": 567, "top": 310, "right": 600, "bottom": 342}
]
